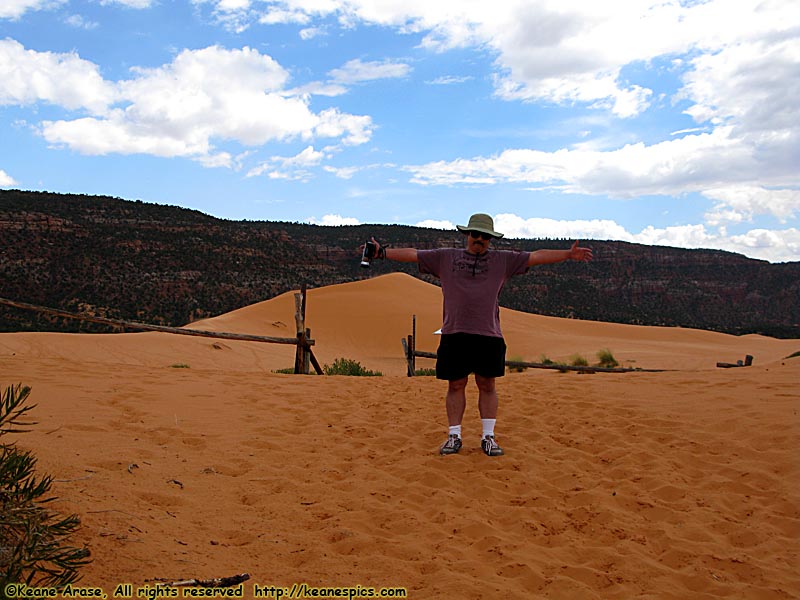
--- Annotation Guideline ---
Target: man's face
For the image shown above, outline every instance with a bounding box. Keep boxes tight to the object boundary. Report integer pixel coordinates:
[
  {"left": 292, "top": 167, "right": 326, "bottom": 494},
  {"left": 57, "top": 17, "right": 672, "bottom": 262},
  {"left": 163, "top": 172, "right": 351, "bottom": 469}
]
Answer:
[{"left": 466, "top": 230, "right": 493, "bottom": 254}]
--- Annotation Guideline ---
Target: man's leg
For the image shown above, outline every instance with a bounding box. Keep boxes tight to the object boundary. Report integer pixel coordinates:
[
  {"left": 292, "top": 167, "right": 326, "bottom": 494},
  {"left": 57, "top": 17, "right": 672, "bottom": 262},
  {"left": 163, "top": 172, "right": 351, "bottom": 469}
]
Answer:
[
  {"left": 475, "top": 374, "right": 498, "bottom": 419},
  {"left": 440, "top": 377, "right": 468, "bottom": 455},
  {"left": 475, "top": 375, "right": 504, "bottom": 456},
  {"left": 446, "top": 377, "right": 469, "bottom": 425}
]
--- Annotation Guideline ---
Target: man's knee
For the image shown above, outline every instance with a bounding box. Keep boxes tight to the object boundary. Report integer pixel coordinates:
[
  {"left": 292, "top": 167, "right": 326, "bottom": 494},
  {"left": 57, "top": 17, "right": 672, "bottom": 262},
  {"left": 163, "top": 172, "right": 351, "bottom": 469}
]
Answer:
[
  {"left": 475, "top": 375, "right": 496, "bottom": 394},
  {"left": 448, "top": 377, "right": 469, "bottom": 393}
]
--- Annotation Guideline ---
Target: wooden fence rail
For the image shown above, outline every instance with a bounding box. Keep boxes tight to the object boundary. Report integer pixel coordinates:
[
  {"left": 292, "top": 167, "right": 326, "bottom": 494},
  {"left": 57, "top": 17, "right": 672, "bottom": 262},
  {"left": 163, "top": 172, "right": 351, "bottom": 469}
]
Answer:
[
  {"left": 0, "top": 294, "right": 324, "bottom": 374},
  {"left": 402, "top": 315, "right": 670, "bottom": 375},
  {"left": 404, "top": 347, "right": 668, "bottom": 374}
]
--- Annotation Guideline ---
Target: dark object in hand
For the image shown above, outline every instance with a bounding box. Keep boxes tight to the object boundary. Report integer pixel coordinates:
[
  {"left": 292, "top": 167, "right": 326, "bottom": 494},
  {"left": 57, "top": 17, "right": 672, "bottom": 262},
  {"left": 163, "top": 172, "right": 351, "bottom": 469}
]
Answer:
[{"left": 361, "top": 240, "right": 377, "bottom": 268}]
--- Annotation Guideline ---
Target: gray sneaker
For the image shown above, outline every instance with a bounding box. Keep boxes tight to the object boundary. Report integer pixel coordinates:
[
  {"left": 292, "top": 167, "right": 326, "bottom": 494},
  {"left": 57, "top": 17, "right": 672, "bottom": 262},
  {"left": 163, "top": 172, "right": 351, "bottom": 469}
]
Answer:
[
  {"left": 481, "top": 434, "right": 504, "bottom": 456},
  {"left": 439, "top": 434, "right": 463, "bottom": 455}
]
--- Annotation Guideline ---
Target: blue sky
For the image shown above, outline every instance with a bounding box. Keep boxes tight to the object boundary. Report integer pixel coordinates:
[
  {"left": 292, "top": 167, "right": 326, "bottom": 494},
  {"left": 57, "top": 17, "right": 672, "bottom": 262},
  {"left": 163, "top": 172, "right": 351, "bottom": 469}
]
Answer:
[{"left": 1, "top": 0, "right": 798, "bottom": 262}]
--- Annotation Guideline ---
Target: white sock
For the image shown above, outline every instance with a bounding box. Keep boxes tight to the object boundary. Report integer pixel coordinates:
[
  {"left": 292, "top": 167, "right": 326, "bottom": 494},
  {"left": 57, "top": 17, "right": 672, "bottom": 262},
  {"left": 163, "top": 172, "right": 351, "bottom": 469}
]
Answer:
[
  {"left": 481, "top": 418, "right": 496, "bottom": 438},
  {"left": 448, "top": 425, "right": 462, "bottom": 438}
]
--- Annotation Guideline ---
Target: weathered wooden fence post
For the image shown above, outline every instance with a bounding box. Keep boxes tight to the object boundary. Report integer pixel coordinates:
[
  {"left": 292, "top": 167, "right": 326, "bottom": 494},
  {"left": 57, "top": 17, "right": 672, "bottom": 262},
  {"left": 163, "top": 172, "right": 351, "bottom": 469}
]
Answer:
[
  {"left": 402, "top": 314, "right": 417, "bottom": 377},
  {"left": 294, "top": 283, "right": 308, "bottom": 374},
  {"left": 411, "top": 314, "right": 416, "bottom": 376},
  {"left": 303, "top": 327, "right": 312, "bottom": 374}
]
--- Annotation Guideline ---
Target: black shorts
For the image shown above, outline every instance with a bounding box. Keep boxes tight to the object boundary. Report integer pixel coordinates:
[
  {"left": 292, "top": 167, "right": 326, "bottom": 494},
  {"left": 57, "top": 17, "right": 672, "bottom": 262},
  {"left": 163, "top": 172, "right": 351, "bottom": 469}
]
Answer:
[{"left": 436, "top": 333, "right": 507, "bottom": 381}]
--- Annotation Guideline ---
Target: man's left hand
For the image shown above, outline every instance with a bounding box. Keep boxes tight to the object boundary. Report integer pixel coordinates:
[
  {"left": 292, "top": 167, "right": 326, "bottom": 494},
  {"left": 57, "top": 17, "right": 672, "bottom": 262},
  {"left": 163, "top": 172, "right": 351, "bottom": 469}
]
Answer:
[{"left": 570, "top": 240, "right": 593, "bottom": 262}]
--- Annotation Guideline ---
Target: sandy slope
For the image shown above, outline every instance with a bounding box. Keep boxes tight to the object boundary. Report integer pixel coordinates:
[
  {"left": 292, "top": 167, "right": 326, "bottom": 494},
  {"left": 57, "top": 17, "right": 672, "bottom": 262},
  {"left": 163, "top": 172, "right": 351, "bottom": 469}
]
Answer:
[{"left": 1, "top": 273, "right": 798, "bottom": 599}]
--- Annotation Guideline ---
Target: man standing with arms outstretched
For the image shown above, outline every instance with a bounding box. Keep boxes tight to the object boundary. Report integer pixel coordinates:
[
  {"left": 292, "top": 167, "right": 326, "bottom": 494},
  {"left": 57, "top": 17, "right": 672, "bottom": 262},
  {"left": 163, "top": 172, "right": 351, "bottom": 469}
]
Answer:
[{"left": 368, "top": 213, "right": 593, "bottom": 456}]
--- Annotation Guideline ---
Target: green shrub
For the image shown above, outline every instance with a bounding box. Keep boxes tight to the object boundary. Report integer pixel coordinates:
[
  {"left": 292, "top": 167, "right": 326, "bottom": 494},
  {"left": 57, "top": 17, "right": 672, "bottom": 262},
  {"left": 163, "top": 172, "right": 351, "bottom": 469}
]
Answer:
[
  {"left": 272, "top": 367, "right": 296, "bottom": 374},
  {"left": 323, "top": 358, "right": 382, "bottom": 377},
  {"left": 1, "top": 384, "right": 91, "bottom": 588},
  {"left": 414, "top": 368, "right": 437, "bottom": 376},
  {"left": 570, "top": 354, "right": 589, "bottom": 367},
  {"left": 596, "top": 348, "right": 619, "bottom": 369},
  {"left": 507, "top": 355, "right": 527, "bottom": 373}
]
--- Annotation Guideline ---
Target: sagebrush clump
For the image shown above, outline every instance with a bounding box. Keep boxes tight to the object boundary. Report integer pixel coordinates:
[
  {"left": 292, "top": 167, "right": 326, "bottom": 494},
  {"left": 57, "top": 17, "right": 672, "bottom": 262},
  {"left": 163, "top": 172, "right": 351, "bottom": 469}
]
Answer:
[
  {"left": 596, "top": 348, "right": 620, "bottom": 368},
  {"left": 0, "top": 384, "right": 91, "bottom": 588},
  {"left": 570, "top": 354, "right": 589, "bottom": 367},
  {"left": 323, "top": 358, "right": 383, "bottom": 377}
]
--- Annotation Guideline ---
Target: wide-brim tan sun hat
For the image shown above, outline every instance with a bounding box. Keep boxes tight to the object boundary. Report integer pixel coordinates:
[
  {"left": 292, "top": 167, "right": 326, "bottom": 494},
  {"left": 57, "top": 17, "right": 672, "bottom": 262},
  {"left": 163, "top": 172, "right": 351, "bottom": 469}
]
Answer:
[{"left": 456, "top": 213, "right": 504, "bottom": 239}]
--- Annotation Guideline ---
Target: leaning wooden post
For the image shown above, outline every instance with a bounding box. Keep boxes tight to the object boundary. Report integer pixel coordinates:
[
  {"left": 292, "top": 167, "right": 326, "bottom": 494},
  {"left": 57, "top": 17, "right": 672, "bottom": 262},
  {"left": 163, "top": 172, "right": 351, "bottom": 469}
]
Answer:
[
  {"left": 405, "top": 335, "right": 414, "bottom": 377},
  {"left": 303, "top": 327, "right": 312, "bottom": 374},
  {"left": 411, "top": 315, "right": 417, "bottom": 376},
  {"left": 294, "top": 284, "right": 308, "bottom": 374},
  {"left": 308, "top": 345, "right": 324, "bottom": 375}
]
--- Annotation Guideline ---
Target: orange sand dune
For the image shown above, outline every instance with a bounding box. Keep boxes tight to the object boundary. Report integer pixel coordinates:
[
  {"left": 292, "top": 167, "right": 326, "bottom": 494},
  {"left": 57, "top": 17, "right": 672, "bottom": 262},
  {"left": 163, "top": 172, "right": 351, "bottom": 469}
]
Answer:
[
  {"left": 1, "top": 273, "right": 798, "bottom": 599},
  {"left": 190, "top": 273, "right": 798, "bottom": 374}
]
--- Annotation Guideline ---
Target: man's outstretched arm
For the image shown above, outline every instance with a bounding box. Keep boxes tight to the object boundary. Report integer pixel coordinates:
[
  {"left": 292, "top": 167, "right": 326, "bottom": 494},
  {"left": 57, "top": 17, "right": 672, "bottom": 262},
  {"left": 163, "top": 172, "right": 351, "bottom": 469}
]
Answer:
[
  {"left": 385, "top": 248, "right": 419, "bottom": 262},
  {"left": 528, "top": 240, "right": 592, "bottom": 266},
  {"left": 371, "top": 238, "right": 418, "bottom": 263}
]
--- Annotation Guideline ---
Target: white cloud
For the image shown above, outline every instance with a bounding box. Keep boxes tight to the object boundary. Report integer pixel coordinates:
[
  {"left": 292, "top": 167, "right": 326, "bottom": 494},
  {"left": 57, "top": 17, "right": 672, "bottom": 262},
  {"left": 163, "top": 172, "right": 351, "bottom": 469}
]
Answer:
[
  {"left": 41, "top": 113, "right": 212, "bottom": 157},
  {"left": 4, "top": 0, "right": 152, "bottom": 12},
  {"left": 281, "top": 145, "right": 325, "bottom": 166},
  {"left": 0, "top": 39, "right": 116, "bottom": 113},
  {"left": 100, "top": 0, "right": 153, "bottom": 7},
  {"left": 64, "top": 14, "right": 99, "bottom": 29},
  {"left": 247, "top": 145, "right": 326, "bottom": 179},
  {"left": 728, "top": 228, "right": 800, "bottom": 261},
  {"left": 671, "top": 127, "right": 707, "bottom": 136},
  {"left": 216, "top": 0, "right": 251, "bottom": 10},
  {"left": 406, "top": 128, "right": 744, "bottom": 193},
  {"left": 116, "top": 45, "right": 302, "bottom": 144},
  {"left": 491, "top": 213, "right": 799, "bottom": 263},
  {"left": 703, "top": 186, "right": 800, "bottom": 225},
  {"left": 194, "top": 0, "right": 797, "bottom": 126},
  {"left": 287, "top": 81, "right": 348, "bottom": 97},
  {"left": 290, "top": 57, "right": 410, "bottom": 99},
  {"left": 405, "top": 128, "right": 797, "bottom": 225},
  {"left": 313, "top": 108, "right": 372, "bottom": 145},
  {"left": 483, "top": 2, "right": 678, "bottom": 116},
  {"left": 495, "top": 214, "right": 631, "bottom": 241},
  {"left": 308, "top": 214, "right": 362, "bottom": 226},
  {"left": 427, "top": 75, "right": 473, "bottom": 85},
  {"left": 1, "top": 43, "right": 372, "bottom": 163},
  {"left": 196, "top": 152, "right": 234, "bottom": 169},
  {"left": 0, "top": 169, "right": 19, "bottom": 187},
  {"left": 324, "top": 165, "right": 360, "bottom": 179},
  {"left": 188, "top": 0, "right": 799, "bottom": 184},
  {"left": 415, "top": 219, "right": 454, "bottom": 230},
  {"left": 328, "top": 58, "right": 412, "bottom": 84},
  {"left": 259, "top": 8, "right": 309, "bottom": 25},
  {"left": 0, "top": 0, "right": 64, "bottom": 20},
  {"left": 299, "top": 26, "right": 325, "bottom": 39},
  {"left": 678, "top": 36, "right": 799, "bottom": 179}
]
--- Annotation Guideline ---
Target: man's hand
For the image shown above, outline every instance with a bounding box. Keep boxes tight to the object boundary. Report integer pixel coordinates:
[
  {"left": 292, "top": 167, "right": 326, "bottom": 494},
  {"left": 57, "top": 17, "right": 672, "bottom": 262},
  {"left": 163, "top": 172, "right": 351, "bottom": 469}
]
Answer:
[
  {"left": 358, "top": 236, "right": 382, "bottom": 258},
  {"left": 361, "top": 237, "right": 418, "bottom": 263},
  {"left": 569, "top": 240, "right": 593, "bottom": 262},
  {"left": 370, "top": 236, "right": 382, "bottom": 257}
]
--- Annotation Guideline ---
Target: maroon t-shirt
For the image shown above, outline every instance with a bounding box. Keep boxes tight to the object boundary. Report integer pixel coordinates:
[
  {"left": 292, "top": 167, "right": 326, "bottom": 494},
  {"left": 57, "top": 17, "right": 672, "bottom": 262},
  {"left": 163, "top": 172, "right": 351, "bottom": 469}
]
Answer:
[{"left": 417, "top": 248, "right": 530, "bottom": 338}]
